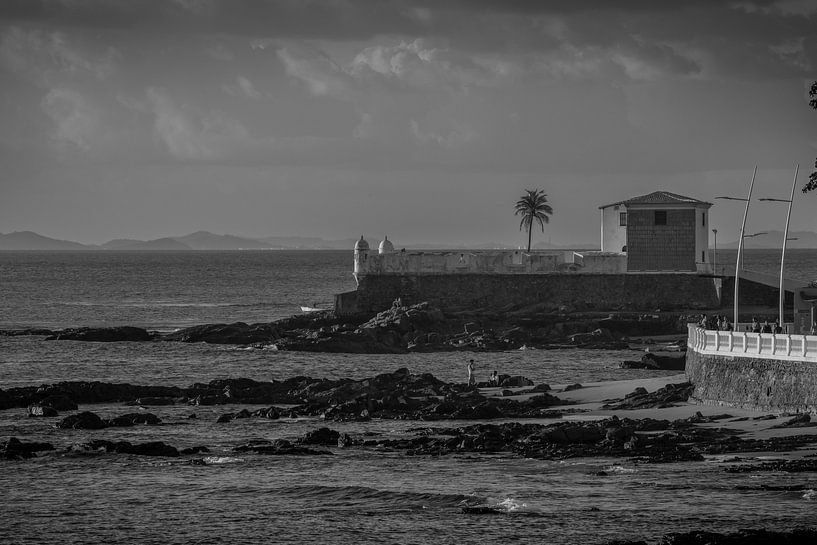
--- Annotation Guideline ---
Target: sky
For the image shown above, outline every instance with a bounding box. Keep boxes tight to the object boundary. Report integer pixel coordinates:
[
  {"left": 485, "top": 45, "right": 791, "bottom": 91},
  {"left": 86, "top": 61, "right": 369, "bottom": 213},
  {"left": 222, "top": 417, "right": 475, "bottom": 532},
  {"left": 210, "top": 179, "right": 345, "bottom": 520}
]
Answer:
[{"left": 1, "top": 0, "right": 816, "bottom": 247}]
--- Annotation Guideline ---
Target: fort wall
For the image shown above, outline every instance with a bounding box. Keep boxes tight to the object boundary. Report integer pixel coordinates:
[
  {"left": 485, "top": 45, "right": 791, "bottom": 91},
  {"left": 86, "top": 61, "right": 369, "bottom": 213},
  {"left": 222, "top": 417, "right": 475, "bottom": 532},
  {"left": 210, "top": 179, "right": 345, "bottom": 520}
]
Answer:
[{"left": 340, "top": 273, "right": 721, "bottom": 315}]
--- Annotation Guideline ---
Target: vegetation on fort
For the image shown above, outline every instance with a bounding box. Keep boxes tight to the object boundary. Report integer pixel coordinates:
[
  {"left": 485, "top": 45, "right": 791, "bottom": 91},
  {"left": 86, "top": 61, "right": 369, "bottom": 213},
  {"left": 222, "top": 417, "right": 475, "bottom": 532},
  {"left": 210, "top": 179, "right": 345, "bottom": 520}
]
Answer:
[{"left": 514, "top": 189, "right": 553, "bottom": 252}]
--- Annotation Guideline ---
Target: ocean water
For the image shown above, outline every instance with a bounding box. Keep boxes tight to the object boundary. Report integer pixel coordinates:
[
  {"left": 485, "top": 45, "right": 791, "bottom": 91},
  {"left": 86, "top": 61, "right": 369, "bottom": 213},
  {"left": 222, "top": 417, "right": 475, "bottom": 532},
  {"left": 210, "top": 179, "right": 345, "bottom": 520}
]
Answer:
[{"left": 2, "top": 249, "right": 817, "bottom": 544}]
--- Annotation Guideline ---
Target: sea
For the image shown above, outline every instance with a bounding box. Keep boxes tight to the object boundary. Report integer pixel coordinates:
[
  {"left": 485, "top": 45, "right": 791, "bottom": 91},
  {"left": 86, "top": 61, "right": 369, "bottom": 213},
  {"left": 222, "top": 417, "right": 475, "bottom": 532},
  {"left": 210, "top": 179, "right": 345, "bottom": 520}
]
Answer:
[{"left": 1, "top": 249, "right": 816, "bottom": 544}]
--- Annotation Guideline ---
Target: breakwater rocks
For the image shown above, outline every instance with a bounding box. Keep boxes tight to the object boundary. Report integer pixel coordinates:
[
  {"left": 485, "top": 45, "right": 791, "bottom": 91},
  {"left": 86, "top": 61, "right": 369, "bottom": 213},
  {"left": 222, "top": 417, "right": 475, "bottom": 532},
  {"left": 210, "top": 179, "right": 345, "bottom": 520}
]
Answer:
[
  {"left": 1, "top": 301, "right": 694, "bottom": 354},
  {"left": 0, "top": 368, "right": 563, "bottom": 421}
]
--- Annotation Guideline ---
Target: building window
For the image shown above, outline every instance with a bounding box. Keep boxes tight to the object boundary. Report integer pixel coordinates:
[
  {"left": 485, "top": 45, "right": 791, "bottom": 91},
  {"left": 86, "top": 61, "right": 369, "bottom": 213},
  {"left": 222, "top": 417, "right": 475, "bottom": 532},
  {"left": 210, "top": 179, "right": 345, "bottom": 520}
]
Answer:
[
  {"left": 619, "top": 212, "right": 627, "bottom": 226},
  {"left": 702, "top": 212, "right": 706, "bottom": 227},
  {"left": 702, "top": 250, "right": 705, "bottom": 263},
  {"left": 654, "top": 210, "right": 667, "bottom": 225}
]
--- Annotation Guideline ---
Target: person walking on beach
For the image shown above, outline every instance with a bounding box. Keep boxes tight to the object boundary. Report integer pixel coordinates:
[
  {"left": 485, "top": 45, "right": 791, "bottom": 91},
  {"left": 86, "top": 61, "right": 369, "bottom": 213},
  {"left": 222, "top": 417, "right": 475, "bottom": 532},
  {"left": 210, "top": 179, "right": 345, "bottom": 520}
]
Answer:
[{"left": 467, "top": 359, "right": 475, "bottom": 387}]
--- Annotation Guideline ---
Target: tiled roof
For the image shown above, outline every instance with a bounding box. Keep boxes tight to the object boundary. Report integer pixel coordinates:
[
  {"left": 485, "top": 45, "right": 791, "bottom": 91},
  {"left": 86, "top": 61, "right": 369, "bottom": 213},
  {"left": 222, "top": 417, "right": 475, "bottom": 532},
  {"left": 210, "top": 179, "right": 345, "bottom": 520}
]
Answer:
[{"left": 600, "top": 191, "right": 712, "bottom": 209}]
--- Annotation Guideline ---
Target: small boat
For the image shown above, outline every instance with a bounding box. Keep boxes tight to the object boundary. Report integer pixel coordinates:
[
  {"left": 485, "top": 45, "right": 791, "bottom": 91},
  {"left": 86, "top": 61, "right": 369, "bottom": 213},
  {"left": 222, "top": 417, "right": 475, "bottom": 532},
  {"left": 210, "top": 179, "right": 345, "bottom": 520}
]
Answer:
[{"left": 300, "top": 305, "right": 326, "bottom": 313}]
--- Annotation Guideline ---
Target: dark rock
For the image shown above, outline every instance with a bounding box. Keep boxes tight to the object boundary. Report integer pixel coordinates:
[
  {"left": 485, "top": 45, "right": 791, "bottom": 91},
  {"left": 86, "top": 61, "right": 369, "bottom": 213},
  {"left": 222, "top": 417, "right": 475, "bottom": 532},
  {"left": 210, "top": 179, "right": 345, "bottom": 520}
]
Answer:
[
  {"left": 771, "top": 413, "right": 816, "bottom": 428},
  {"left": 1, "top": 437, "right": 55, "bottom": 459},
  {"left": 27, "top": 404, "right": 59, "bottom": 417},
  {"left": 46, "top": 326, "right": 155, "bottom": 342},
  {"left": 499, "top": 376, "right": 534, "bottom": 388},
  {"left": 564, "top": 383, "right": 583, "bottom": 392},
  {"left": 216, "top": 413, "right": 235, "bottom": 423},
  {"left": 233, "top": 439, "right": 332, "bottom": 456},
  {"left": 123, "top": 441, "right": 179, "bottom": 457},
  {"left": 163, "top": 322, "right": 279, "bottom": 344},
  {"left": 133, "top": 397, "right": 176, "bottom": 406},
  {"left": 180, "top": 446, "right": 210, "bottom": 455},
  {"left": 602, "top": 382, "right": 693, "bottom": 410},
  {"left": 620, "top": 352, "right": 686, "bottom": 370},
  {"left": 57, "top": 411, "right": 107, "bottom": 429},
  {"left": 300, "top": 427, "right": 341, "bottom": 445},
  {"left": 107, "top": 413, "right": 162, "bottom": 427},
  {"left": 38, "top": 395, "right": 78, "bottom": 411},
  {"left": 81, "top": 439, "right": 179, "bottom": 457}
]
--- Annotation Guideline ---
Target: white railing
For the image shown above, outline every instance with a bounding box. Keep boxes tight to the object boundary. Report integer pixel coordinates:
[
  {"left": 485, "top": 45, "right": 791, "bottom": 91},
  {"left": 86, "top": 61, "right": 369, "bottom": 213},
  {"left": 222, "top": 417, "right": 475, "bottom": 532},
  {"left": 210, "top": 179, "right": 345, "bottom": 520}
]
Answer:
[{"left": 688, "top": 324, "right": 817, "bottom": 362}]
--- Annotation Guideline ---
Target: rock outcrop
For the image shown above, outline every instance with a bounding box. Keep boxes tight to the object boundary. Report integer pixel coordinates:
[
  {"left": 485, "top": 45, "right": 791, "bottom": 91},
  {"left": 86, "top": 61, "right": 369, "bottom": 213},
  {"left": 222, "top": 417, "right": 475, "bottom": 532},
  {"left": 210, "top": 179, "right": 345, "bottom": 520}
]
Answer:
[{"left": 45, "top": 326, "right": 156, "bottom": 342}]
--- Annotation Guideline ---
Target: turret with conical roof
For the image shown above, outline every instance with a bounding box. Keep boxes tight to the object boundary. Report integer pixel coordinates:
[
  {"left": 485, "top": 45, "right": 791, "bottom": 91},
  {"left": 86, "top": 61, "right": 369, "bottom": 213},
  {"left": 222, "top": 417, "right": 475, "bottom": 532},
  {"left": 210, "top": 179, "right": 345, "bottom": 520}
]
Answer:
[
  {"left": 353, "top": 235, "right": 370, "bottom": 283},
  {"left": 378, "top": 236, "right": 394, "bottom": 254}
]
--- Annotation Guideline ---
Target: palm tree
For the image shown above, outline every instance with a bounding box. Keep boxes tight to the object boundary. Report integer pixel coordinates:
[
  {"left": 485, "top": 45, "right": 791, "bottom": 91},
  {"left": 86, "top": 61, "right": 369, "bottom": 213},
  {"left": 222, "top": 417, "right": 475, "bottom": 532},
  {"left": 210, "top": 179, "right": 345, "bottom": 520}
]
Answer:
[{"left": 514, "top": 189, "right": 553, "bottom": 252}]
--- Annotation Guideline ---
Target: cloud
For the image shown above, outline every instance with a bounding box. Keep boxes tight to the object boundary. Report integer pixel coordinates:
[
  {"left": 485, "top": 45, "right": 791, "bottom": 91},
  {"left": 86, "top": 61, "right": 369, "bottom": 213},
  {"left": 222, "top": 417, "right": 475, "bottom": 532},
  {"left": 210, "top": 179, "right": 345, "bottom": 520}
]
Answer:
[
  {"left": 146, "top": 87, "right": 253, "bottom": 161},
  {"left": 277, "top": 46, "right": 353, "bottom": 98},
  {"left": 0, "top": 26, "right": 118, "bottom": 86},
  {"left": 40, "top": 87, "right": 99, "bottom": 151},
  {"left": 222, "top": 75, "right": 263, "bottom": 99}
]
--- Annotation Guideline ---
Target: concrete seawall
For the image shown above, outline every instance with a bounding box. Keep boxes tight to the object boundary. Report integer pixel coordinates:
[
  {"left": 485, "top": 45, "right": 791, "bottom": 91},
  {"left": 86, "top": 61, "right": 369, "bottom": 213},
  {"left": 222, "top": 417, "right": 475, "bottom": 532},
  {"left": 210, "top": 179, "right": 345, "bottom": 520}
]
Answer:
[
  {"left": 340, "top": 273, "right": 721, "bottom": 315},
  {"left": 686, "top": 349, "right": 817, "bottom": 413}
]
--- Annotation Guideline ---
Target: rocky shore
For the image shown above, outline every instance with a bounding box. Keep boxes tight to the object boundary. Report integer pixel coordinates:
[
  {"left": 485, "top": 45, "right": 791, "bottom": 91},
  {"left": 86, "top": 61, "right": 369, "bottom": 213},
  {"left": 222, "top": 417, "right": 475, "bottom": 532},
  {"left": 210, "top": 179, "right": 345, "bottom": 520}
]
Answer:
[
  {"left": 0, "top": 301, "right": 697, "bottom": 353},
  {"left": 4, "top": 368, "right": 817, "bottom": 469}
]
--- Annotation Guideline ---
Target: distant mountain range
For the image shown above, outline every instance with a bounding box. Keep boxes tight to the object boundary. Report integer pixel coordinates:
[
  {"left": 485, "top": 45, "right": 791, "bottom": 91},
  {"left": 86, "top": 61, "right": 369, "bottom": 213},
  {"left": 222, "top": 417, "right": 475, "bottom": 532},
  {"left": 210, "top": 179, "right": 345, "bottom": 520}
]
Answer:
[
  {"left": 12, "top": 228, "right": 812, "bottom": 251},
  {"left": 721, "top": 230, "right": 817, "bottom": 249},
  {"left": 0, "top": 230, "right": 608, "bottom": 251},
  {"left": 0, "top": 230, "right": 364, "bottom": 250}
]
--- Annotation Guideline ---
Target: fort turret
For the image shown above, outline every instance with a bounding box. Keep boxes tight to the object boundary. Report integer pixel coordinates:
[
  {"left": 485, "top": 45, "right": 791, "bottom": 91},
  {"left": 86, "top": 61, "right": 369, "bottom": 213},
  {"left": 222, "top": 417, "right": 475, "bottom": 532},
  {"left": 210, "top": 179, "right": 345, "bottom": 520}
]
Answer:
[
  {"left": 378, "top": 236, "right": 394, "bottom": 255},
  {"left": 353, "top": 236, "right": 369, "bottom": 284}
]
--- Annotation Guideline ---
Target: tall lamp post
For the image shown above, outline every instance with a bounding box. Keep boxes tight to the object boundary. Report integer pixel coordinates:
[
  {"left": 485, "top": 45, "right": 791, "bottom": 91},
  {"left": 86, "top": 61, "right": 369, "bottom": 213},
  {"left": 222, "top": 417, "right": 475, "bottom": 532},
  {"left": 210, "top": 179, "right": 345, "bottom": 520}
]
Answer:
[
  {"left": 716, "top": 166, "right": 757, "bottom": 328},
  {"left": 711, "top": 229, "right": 718, "bottom": 275},
  {"left": 759, "top": 164, "right": 799, "bottom": 330}
]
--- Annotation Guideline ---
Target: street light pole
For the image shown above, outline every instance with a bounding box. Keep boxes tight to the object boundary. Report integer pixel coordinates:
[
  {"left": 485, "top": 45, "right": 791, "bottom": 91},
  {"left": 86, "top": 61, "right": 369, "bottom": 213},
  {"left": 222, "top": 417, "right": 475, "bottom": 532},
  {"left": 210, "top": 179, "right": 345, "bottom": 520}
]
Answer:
[
  {"left": 712, "top": 229, "right": 718, "bottom": 275},
  {"left": 760, "top": 164, "right": 799, "bottom": 329},
  {"left": 734, "top": 166, "right": 757, "bottom": 328}
]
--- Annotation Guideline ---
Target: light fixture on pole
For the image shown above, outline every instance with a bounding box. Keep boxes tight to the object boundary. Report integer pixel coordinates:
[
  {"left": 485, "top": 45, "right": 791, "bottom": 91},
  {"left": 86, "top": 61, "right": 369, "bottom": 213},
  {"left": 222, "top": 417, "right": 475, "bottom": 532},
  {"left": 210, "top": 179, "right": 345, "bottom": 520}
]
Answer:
[
  {"left": 716, "top": 165, "right": 757, "bottom": 328},
  {"left": 712, "top": 228, "right": 718, "bottom": 275},
  {"left": 759, "top": 164, "right": 799, "bottom": 329},
  {"left": 740, "top": 231, "right": 768, "bottom": 269}
]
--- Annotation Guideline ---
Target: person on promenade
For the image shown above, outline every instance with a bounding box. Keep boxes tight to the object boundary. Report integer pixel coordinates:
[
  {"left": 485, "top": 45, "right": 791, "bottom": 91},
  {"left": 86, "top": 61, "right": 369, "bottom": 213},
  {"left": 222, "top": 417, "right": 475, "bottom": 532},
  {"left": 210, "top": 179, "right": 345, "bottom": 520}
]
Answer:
[
  {"left": 489, "top": 370, "right": 499, "bottom": 386},
  {"left": 773, "top": 320, "right": 783, "bottom": 334},
  {"left": 751, "top": 317, "right": 761, "bottom": 333},
  {"left": 721, "top": 317, "right": 733, "bottom": 332},
  {"left": 811, "top": 322, "right": 817, "bottom": 335},
  {"left": 467, "top": 359, "right": 475, "bottom": 387},
  {"left": 761, "top": 320, "right": 773, "bottom": 334},
  {"left": 699, "top": 314, "right": 708, "bottom": 329}
]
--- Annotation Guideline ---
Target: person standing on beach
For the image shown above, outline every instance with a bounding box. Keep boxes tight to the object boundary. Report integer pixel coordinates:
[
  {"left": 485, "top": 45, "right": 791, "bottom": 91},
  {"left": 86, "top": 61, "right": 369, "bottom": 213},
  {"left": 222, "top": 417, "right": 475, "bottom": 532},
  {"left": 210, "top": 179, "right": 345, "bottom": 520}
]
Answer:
[{"left": 467, "top": 359, "right": 475, "bottom": 387}]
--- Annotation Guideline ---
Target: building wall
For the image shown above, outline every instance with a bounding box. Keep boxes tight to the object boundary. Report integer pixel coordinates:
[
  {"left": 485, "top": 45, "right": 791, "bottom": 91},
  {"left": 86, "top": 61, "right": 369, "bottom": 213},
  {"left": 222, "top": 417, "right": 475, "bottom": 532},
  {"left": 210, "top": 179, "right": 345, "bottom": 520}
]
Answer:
[
  {"left": 686, "top": 349, "right": 817, "bottom": 413},
  {"left": 601, "top": 206, "right": 628, "bottom": 252},
  {"left": 627, "top": 208, "right": 696, "bottom": 271},
  {"left": 348, "top": 273, "right": 720, "bottom": 315}
]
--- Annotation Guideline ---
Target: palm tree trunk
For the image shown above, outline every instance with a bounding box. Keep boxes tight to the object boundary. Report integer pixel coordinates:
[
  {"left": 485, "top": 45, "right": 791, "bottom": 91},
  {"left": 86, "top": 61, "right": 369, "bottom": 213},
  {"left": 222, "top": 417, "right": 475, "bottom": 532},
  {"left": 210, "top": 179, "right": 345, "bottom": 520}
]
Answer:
[{"left": 527, "top": 223, "right": 532, "bottom": 252}]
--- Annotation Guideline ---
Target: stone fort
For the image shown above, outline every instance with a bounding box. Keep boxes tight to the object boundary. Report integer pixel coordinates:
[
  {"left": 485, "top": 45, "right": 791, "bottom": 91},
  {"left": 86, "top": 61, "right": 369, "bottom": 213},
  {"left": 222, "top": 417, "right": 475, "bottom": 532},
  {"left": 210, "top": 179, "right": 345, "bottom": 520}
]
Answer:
[{"left": 335, "top": 191, "right": 733, "bottom": 316}]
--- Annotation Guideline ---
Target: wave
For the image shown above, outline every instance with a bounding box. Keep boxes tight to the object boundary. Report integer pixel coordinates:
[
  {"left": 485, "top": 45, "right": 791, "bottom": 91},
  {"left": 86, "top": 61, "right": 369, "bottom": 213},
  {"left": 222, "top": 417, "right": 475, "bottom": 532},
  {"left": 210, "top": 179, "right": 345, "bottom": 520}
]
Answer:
[
  {"left": 202, "top": 456, "right": 245, "bottom": 465},
  {"left": 274, "top": 484, "right": 481, "bottom": 509}
]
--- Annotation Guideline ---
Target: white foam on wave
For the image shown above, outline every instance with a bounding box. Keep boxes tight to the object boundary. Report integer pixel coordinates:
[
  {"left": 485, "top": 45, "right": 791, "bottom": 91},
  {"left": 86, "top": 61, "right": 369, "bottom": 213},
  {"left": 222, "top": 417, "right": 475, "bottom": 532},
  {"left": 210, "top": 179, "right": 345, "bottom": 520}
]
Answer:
[
  {"left": 202, "top": 456, "right": 245, "bottom": 465},
  {"left": 497, "top": 497, "right": 527, "bottom": 512},
  {"left": 803, "top": 489, "right": 816, "bottom": 500},
  {"left": 604, "top": 465, "right": 637, "bottom": 474}
]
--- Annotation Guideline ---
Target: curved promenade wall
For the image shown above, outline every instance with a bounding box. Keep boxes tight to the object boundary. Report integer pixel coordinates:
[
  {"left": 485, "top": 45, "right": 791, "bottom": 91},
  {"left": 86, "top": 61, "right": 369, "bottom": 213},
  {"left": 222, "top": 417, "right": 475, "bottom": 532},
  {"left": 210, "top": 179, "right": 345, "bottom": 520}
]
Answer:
[
  {"left": 349, "top": 273, "right": 720, "bottom": 315},
  {"left": 686, "top": 325, "right": 817, "bottom": 413}
]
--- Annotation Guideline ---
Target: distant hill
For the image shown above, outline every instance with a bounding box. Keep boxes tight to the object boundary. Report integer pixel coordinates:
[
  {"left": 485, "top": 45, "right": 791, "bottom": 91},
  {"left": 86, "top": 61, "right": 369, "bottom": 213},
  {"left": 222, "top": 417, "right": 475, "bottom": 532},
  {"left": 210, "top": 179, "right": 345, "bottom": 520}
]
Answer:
[
  {"left": 0, "top": 231, "right": 94, "bottom": 250},
  {"left": 1, "top": 229, "right": 603, "bottom": 251},
  {"left": 102, "top": 238, "right": 192, "bottom": 250},
  {"left": 721, "top": 230, "right": 817, "bottom": 249},
  {"left": 172, "top": 231, "right": 274, "bottom": 250},
  {"left": 257, "top": 236, "right": 358, "bottom": 249}
]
